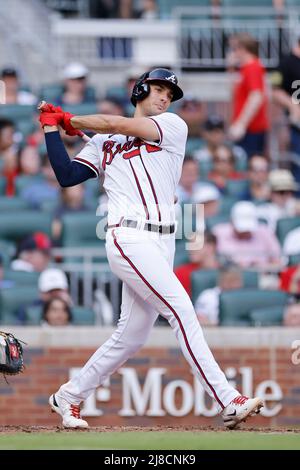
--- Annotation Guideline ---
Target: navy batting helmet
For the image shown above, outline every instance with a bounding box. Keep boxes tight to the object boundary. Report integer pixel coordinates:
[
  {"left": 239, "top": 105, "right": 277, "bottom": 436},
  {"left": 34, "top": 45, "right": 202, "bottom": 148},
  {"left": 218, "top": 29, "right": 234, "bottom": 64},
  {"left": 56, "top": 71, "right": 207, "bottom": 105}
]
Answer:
[{"left": 131, "top": 68, "right": 184, "bottom": 107}]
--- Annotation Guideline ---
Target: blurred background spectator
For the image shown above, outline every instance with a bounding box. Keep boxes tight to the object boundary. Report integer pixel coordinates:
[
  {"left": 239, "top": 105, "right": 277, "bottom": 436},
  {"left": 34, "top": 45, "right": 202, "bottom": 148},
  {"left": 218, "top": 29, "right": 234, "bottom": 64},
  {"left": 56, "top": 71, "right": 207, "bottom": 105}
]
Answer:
[
  {"left": 256, "top": 169, "right": 300, "bottom": 231},
  {"left": 207, "top": 144, "right": 246, "bottom": 193},
  {"left": 0, "top": 118, "right": 19, "bottom": 195},
  {"left": 175, "top": 232, "right": 219, "bottom": 296},
  {"left": 228, "top": 33, "right": 269, "bottom": 157},
  {"left": 1, "top": 67, "right": 37, "bottom": 105},
  {"left": 11, "top": 232, "right": 52, "bottom": 272},
  {"left": 213, "top": 201, "right": 282, "bottom": 269},
  {"left": 55, "top": 62, "right": 94, "bottom": 106},
  {"left": 41, "top": 297, "right": 73, "bottom": 326},
  {"left": 195, "top": 264, "right": 243, "bottom": 326},
  {"left": 242, "top": 155, "right": 270, "bottom": 202},
  {"left": 283, "top": 302, "right": 300, "bottom": 326}
]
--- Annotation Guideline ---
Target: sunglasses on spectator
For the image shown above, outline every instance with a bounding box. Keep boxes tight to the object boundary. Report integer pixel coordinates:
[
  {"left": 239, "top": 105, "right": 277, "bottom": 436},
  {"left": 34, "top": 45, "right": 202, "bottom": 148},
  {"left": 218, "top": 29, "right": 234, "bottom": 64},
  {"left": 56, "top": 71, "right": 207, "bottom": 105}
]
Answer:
[
  {"left": 214, "top": 157, "right": 231, "bottom": 163},
  {"left": 272, "top": 190, "right": 293, "bottom": 195}
]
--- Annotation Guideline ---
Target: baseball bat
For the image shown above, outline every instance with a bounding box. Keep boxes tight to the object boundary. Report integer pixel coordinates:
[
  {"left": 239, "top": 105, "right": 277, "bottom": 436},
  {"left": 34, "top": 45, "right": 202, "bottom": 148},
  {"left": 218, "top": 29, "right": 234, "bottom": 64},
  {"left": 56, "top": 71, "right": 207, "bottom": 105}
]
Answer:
[{"left": 37, "top": 101, "right": 91, "bottom": 142}]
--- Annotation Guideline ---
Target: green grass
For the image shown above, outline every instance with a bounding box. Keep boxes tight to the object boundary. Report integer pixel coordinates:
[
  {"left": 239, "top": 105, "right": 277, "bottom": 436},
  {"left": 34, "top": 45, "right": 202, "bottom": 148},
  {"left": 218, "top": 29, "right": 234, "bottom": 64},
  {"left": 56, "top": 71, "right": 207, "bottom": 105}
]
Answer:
[{"left": 0, "top": 431, "right": 299, "bottom": 450}]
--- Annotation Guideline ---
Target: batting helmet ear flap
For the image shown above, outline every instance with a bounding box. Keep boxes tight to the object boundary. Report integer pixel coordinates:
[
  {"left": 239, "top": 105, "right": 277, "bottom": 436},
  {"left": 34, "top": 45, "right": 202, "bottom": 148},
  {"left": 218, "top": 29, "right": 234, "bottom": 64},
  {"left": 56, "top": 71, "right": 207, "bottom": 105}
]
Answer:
[{"left": 131, "top": 72, "right": 151, "bottom": 107}]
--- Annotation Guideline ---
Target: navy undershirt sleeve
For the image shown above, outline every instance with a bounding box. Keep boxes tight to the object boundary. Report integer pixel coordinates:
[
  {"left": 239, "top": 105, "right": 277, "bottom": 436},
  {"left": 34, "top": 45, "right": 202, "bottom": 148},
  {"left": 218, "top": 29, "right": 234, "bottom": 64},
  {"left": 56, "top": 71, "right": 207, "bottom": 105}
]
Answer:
[{"left": 45, "top": 131, "right": 96, "bottom": 187}]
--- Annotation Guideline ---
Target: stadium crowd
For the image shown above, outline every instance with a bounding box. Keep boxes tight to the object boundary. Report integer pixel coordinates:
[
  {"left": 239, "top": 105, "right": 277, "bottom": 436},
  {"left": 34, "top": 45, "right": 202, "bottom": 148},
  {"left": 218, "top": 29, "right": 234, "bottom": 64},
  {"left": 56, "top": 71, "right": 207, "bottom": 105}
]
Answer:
[{"left": 1, "top": 27, "right": 300, "bottom": 327}]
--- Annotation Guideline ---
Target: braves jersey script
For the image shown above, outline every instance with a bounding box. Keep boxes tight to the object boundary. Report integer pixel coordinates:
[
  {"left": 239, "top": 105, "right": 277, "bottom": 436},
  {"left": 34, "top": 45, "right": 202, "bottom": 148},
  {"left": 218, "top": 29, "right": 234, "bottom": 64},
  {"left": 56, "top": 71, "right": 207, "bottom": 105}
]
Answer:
[{"left": 73, "top": 112, "right": 188, "bottom": 225}]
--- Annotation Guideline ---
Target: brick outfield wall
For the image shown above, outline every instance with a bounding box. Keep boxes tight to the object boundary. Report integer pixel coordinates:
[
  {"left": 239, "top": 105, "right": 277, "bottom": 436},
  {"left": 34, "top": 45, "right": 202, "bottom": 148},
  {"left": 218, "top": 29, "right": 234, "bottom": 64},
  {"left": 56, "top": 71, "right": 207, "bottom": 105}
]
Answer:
[{"left": 0, "top": 346, "right": 299, "bottom": 427}]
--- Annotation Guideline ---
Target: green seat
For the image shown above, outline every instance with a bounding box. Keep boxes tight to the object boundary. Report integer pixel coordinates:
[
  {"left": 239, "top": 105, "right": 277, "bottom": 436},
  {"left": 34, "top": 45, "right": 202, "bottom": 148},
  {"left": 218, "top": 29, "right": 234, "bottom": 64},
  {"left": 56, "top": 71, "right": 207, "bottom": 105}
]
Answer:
[
  {"left": 276, "top": 217, "right": 300, "bottom": 246},
  {"left": 61, "top": 213, "right": 107, "bottom": 262},
  {"left": 288, "top": 254, "right": 300, "bottom": 266},
  {"left": 0, "top": 211, "right": 52, "bottom": 242},
  {"left": 219, "top": 288, "right": 288, "bottom": 326},
  {"left": 174, "top": 240, "right": 189, "bottom": 267},
  {"left": 0, "top": 196, "right": 29, "bottom": 211},
  {"left": 72, "top": 306, "right": 95, "bottom": 325},
  {"left": 0, "top": 176, "right": 6, "bottom": 195},
  {"left": 191, "top": 269, "right": 219, "bottom": 304},
  {"left": 24, "top": 305, "right": 42, "bottom": 325},
  {"left": 61, "top": 212, "right": 104, "bottom": 247},
  {"left": 249, "top": 305, "right": 284, "bottom": 327},
  {"left": 0, "top": 286, "right": 39, "bottom": 324},
  {"left": 15, "top": 175, "right": 46, "bottom": 195},
  {"left": 39, "top": 84, "right": 64, "bottom": 103},
  {"left": 0, "top": 104, "right": 35, "bottom": 122},
  {"left": 25, "top": 305, "right": 95, "bottom": 325},
  {"left": 17, "top": 120, "right": 36, "bottom": 138},
  {"left": 206, "top": 213, "right": 229, "bottom": 231},
  {"left": 198, "top": 160, "right": 212, "bottom": 180},
  {"left": 225, "top": 179, "right": 249, "bottom": 198},
  {"left": 191, "top": 269, "right": 258, "bottom": 304},
  {"left": 186, "top": 137, "right": 204, "bottom": 154},
  {"left": 157, "top": 0, "right": 211, "bottom": 18},
  {"left": 63, "top": 103, "right": 98, "bottom": 116},
  {"left": 0, "top": 239, "right": 16, "bottom": 268},
  {"left": 219, "top": 196, "right": 239, "bottom": 216},
  {"left": 4, "top": 270, "right": 39, "bottom": 286}
]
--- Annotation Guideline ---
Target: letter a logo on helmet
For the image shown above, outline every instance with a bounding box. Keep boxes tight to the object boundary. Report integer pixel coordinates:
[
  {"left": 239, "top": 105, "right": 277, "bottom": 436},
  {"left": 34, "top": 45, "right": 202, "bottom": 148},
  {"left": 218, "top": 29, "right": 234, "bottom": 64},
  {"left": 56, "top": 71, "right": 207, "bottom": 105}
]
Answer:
[{"left": 131, "top": 68, "right": 184, "bottom": 107}]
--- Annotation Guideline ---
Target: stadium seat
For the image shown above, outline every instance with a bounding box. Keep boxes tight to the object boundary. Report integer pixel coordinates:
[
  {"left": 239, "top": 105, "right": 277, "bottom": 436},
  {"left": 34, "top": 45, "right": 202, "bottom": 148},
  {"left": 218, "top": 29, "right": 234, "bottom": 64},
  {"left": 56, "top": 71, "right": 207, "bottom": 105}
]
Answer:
[
  {"left": 0, "top": 104, "right": 36, "bottom": 122},
  {"left": 3, "top": 270, "right": 39, "bottom": 286},
  {"left": 225, "top": 179, "right": 249, "bottom": 198},
  {"left": 249, "top": 305, "right": 284, "bottom": 326},
  {"left": 72, "top": 306, "right": 95, "bottom": 325},
  {"left": 0, "top": 211, "right": 52, "bottom": 242},
  {"left": 191, "top": 269, "right": 258, "bottom": 304},
  {"left": 0, "top": 196, "right": 29, "bottom": 211},
  {"left": 0, "top": 286, "right": 39, "bottom": 324},
  {"left": 24, "top": 305, "right": 42, "bottom": 325},
  {"left": 0, "top": 239, "right": 16, "bottom": 268},
  {"left": 157, "top": 0, "right": 211, "bottom": 19},
  {"left": 219, "top": 288, "right": 288, "bottom": 326},
  {"left": 63, "top": 103, "right": 98, "bottom": 116},
  {"left": 205, "top": 213, "right": 229, "bottom": 231},
  {"left": 186, "top": 137, "right": 204, "bottom": 154},
  {"left": 288, "top": 254, "right": 300, "bottom": 266},
  {"left": 0, "top": 176, "right": 6, "bottom": 195},
  {"left": 198, "top": 160, "right": 212, "bottom": 180},
  {"left": 39, "top": 85, "right": 96, "bottom": 105},
  {"left": 276, "top": 217, "right": 300, "bottom": 246},
  {"left": 15, "top": 175, "right": 46, "bottom": 195},
  {"left": 174, "top": 240, "right": 189, "bottom": 267},
  {"left": 61, "top": 212, "right": 105, "bottom": 247},
  {"left": 219, "top": 196, "right": 238, "bottom": 215}
]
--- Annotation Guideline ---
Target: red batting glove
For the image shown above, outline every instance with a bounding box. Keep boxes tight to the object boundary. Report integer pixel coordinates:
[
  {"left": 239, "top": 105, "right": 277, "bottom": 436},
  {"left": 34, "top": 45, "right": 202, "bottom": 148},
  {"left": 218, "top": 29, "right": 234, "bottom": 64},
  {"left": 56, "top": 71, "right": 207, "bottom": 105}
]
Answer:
[
  {"left": 61, "top": 111, "right": 82, "bottom": 137},
  {"left": 39, "top": 112, "right": 64, "bottom": 128}
]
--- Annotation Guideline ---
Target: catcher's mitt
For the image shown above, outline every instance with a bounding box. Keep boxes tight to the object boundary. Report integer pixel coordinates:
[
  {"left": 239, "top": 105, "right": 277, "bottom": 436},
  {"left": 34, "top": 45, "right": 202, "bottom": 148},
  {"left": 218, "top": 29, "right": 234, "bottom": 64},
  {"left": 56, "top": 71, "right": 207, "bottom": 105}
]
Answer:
[{"left": 0, "top": 331, "right": 24, "bottom": 377}]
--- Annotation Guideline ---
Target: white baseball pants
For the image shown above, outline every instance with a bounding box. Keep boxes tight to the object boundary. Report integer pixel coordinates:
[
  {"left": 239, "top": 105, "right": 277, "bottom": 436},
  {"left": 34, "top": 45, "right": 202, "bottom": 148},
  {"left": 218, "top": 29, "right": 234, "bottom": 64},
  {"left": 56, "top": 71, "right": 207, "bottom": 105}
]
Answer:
[{"left": 59, "top": 227, "right": 238, "bottom": 411}]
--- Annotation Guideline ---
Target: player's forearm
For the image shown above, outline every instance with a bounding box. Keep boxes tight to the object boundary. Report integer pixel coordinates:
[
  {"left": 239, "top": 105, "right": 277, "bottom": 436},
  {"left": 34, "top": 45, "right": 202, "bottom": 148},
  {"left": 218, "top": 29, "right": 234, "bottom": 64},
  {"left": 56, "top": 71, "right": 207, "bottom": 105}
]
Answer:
[
  {"left": 236, "top": 90, "right": 263, "bottom": 127},
  {"left": 71, "top": 114, "right": 125, "bottom": 134}
]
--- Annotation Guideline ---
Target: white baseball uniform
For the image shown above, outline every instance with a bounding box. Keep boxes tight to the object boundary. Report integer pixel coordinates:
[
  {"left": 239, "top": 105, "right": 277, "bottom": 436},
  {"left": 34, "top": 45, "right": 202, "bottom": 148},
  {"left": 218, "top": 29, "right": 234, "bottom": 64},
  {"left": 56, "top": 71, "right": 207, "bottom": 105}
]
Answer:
[{"left": 59, "top": 112, "right": 238, "bottom": 411}]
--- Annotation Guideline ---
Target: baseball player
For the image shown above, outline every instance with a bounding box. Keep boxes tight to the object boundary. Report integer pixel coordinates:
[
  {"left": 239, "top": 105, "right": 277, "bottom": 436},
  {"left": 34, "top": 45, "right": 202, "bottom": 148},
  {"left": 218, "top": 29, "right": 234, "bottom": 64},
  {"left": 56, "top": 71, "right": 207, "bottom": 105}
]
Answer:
[{"left": 39, "top": 68, "right": 263, "bottom": 429}]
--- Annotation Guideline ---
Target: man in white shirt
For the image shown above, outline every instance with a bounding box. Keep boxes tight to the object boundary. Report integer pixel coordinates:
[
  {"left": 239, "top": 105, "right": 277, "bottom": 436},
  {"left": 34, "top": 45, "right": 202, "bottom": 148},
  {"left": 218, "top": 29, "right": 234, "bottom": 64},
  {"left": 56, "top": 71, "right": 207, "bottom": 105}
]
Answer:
[{"left": 39, "top": 67, "right": 263, "bottom": 430}]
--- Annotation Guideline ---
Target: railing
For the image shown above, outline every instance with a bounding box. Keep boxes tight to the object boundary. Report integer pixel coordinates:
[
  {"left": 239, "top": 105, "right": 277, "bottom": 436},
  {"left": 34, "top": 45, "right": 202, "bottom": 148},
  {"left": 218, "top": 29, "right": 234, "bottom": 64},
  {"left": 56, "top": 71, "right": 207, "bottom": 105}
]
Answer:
[
  {"left": 49, "top": 7, "right": 300, "bottom": 71},
  {"left": 51, "top": 247, "right": 121, "bottom": 324},
  {"left": 173, "top": 6, "right": 300, "bottom": 68}
]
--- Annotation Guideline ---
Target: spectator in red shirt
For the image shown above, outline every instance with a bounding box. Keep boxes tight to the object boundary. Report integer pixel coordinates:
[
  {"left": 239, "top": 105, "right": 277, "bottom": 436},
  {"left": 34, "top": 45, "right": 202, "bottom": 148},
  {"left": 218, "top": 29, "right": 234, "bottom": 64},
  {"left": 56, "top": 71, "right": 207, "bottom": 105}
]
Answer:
[
  {"left": 175, "top": 232, "right": 219, "bottom": 297},
  {"left": 228, "top": 33, "right": 269, "bottom": 157}
]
